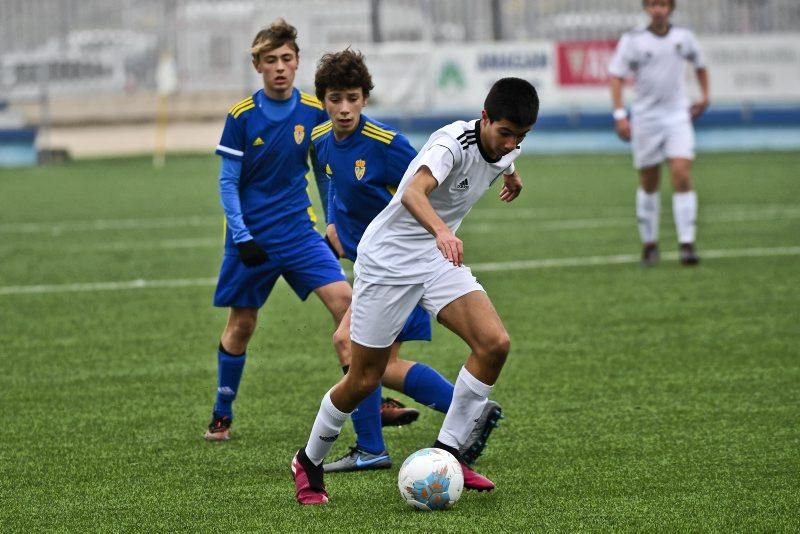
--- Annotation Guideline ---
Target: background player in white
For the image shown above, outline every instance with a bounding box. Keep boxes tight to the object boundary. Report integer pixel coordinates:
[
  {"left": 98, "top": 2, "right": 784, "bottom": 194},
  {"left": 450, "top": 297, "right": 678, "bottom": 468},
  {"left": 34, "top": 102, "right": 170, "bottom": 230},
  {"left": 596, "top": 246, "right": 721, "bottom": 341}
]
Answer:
[
  {"left": 609, "top": 0, "right": 710, "bottom": 266},
  {"left": 291, "top": 77, "right": 539, "bottom": 505}
]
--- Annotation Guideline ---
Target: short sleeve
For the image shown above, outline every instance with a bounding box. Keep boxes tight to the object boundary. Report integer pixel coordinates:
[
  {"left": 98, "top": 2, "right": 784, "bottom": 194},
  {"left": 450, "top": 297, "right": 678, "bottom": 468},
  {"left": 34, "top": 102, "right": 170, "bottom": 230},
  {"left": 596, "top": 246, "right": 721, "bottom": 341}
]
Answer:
[
  {"left": 215, "top": 113, "right": 246, "bottom": 160},
  {"left": 608, "top": 34, "right": 632, "bottom": 78},
  {"left": 685, "top": 31, "right": 705, "bottom": 68},
  {"left": 384, "top": 133, "right": 417, "bottom": 187},
  {"left": 414, "top": 141, "right": 458, "bottom": 186}
]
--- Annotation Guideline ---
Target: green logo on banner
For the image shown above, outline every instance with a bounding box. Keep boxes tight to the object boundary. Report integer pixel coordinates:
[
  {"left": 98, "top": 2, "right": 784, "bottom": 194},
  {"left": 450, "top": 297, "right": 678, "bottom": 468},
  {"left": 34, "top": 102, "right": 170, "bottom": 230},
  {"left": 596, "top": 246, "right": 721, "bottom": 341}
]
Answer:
[{"left": 438, "top": 61, "right": 465, "bottom": 89}]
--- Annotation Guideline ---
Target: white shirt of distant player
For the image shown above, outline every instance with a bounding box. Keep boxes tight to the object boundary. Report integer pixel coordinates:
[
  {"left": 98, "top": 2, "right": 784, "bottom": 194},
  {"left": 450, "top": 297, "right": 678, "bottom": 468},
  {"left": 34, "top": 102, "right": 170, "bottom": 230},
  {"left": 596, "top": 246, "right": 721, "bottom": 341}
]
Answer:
[
  {"left": 355, "top": 119, "right": 518, "bottom": 284},
  {"left": 608, "top": 26, "right": 704, "bottom": 121}
]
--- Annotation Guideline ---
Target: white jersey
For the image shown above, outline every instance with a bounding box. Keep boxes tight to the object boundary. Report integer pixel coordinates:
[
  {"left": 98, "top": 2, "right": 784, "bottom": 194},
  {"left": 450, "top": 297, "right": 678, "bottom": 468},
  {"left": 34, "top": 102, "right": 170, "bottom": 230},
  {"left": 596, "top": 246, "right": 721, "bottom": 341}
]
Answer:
[
  {"left": 608, "top": 26, "right": 704, "bottom": 121},
  {"left": 355, "top": 119, "right": 518, "bottom": 284}
]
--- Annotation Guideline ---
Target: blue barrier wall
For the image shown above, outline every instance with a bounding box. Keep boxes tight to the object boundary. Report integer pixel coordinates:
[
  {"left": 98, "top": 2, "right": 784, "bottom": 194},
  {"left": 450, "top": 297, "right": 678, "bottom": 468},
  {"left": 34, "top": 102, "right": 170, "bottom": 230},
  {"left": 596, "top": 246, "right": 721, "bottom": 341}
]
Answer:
[
  {"left": 376, "top": 105, "right": 800, "bottom": 154},
  {"left": 0, "top": 127, "right": 38, "bottom": 167}
]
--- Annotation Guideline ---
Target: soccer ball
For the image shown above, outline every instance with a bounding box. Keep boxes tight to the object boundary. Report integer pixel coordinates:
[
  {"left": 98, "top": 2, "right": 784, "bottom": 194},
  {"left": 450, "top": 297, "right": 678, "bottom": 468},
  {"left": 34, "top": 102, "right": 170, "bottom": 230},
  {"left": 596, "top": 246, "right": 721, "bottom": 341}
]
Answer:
[{"left": 397, "top": 448, "right": 464, "bottom": 511}]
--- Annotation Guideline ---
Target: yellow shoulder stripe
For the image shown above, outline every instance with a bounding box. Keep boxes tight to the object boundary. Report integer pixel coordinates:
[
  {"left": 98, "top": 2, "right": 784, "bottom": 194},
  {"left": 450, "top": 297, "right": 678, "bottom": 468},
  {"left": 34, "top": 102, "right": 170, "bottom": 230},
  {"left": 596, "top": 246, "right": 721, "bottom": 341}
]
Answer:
[
  {"left": 229, "top": 97, "right": 254, "bottom": 115},
  {"left": 312, "top": 120, "right": 332, "bottom": 136},
  {"left": 232, "top": 102, "right": 255, "bottom": 119},
  {"left": 311, "top": 122, "right": 332, "bottom": 141},
  {"left": 363, "top": 122, "right": 396, "bottom": 143},
  {"left": 300, "top": 92, "right": 323, "bottom": 110}
]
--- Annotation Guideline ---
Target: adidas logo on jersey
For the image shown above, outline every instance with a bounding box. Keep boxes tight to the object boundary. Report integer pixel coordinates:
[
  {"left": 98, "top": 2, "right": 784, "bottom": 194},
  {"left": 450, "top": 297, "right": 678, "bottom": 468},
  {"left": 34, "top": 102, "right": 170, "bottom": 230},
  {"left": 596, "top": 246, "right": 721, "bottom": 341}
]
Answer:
[
  {"left": 456, "top": 178, "right": 470, "bottom": 190},
  {"left": 253, "top": 137, "right": 264, "bottom": 146}
]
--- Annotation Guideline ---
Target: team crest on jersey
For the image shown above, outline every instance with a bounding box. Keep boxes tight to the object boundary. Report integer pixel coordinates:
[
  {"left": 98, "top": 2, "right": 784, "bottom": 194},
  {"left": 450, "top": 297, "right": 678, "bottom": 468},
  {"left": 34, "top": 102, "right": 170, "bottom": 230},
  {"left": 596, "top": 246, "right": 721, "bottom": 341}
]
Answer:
[
  {"left": 354, "top": 159, "right": 366, "bottom": 180},
  {"left": 294, "top": 124, "right": 305, "bottom": 144}
]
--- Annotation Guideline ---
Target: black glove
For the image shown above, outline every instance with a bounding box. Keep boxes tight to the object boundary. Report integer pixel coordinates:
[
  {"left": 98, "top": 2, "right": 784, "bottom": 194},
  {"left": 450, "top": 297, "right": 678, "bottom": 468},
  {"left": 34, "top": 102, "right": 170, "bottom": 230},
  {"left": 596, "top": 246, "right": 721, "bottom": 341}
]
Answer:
[{"left": 236, "top": 239, "right": 268, "bottom": 267}]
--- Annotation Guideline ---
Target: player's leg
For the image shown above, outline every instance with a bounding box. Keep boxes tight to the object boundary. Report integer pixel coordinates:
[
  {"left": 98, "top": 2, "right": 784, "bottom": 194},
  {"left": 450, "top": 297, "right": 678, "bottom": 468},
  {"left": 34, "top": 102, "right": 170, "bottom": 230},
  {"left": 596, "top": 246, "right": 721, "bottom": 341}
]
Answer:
[
  {"left": 293, "top": 280, "right": 422, "bottom": 504},
  {"left": 417, "top": 268, "right": 505, "bottom": 489},
  {"left": 313, "top": 280, "right": 352, "bottom": 365},
  {"left": 383, "top": 305, "right": 455, "bottom": 419},
  {"left": 632, "top": 121, "right": 665, "bottom": 266},
  {"left": 206, "top": 253, "right": 280, "bottom": 440},
  {"left": 205, "top": 307, "right": 258, "bottom": 440},
  {"left": 666, "top": 119, "right": 700, "bottom": 265},
  {"left": 637, "top": 166, "right": 662, "bottom": 266},
  {"left": 293, "top": 341, "right": 392, "bottom": 503},
  {"left": 324, "top": 309, "right": 392, "bottom": 473},
  {"left": 282, "top": 233, "right": 351, "bottom": 364},
  {"left": 431, "top": 289, "right": 507, "bottom": 490}
]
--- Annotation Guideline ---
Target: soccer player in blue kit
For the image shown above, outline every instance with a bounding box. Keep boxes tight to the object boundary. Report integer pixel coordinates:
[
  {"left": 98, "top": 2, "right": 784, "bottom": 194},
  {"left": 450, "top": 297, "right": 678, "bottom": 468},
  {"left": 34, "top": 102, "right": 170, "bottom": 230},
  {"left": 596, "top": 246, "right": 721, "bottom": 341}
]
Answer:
[
  {"left": 309, "top": 49, "right": 503, "bottom": 473},
  {"left": 204, "top": 20, "right": 422, "bottom": 442},
  {"left": 204, "top": 19, "right": 352, "bottom": 440}
]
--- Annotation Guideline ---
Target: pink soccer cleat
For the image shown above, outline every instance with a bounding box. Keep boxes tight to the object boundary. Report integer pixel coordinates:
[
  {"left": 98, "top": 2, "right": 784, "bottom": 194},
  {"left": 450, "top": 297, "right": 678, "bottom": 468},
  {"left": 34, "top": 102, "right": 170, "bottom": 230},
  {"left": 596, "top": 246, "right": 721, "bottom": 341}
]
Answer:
[
  {"left": 292, "top": 449, "right": 329, "bottom": 505},
  {"left": 461, "top": 462, "right": 495, "bottom": 492}
]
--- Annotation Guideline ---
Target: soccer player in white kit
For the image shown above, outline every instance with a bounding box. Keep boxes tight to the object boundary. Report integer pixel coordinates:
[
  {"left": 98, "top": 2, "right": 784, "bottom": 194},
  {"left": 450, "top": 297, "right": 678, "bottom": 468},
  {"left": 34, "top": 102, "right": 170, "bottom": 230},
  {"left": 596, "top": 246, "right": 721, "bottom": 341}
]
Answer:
[
  {"left": 291, "top": 77, "right": 539, "bottom": 505},
  {"left": 609, "top": 0, "right": 710, "bottom": 266}
]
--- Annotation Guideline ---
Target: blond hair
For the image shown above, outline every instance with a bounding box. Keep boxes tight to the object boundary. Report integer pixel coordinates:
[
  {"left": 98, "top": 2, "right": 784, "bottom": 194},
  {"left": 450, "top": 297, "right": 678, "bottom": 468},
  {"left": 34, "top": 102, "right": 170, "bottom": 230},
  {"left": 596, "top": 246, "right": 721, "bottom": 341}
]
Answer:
[{"left": 251, "top": 18, "right": 299, "bottom": 60}]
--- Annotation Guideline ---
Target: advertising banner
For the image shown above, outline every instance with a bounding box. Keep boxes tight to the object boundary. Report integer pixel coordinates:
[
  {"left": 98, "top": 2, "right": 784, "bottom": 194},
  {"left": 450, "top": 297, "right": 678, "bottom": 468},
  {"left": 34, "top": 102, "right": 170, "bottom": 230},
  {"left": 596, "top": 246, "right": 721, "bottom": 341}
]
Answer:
[
  {"left": 701, "top": 34, "right": 800, "bottom": 102},
  {"left": 429, "top": 42, "right": 555, "bottom": 111},
  {"left": 556, "top": 40, "right": 618, "bottom": 86}
]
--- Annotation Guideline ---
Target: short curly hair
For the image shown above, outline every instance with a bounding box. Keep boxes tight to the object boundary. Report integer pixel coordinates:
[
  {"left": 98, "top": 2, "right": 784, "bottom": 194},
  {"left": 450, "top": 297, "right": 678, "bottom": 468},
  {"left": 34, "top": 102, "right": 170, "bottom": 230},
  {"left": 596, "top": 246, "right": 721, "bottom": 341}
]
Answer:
[
  {"left": 251, "top": 18, "right": 299, "bottom": 61},
  {"left": 314, "top": 48, "right": 374, "bottom": 103}
]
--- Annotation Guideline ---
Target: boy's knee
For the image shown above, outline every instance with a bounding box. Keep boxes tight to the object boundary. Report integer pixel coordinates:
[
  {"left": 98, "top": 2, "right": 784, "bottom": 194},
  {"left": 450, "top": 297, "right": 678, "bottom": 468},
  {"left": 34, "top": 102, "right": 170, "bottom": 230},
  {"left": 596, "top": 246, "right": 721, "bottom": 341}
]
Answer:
[{"left": 477, "top": 331, "right": 510, "bottom": 367}]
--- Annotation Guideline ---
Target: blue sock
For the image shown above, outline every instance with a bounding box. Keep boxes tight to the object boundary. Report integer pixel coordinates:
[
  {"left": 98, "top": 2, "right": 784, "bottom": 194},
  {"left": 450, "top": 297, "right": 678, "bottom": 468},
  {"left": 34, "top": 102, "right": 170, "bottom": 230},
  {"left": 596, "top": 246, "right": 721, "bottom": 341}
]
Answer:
[
  {"left": 213, "top": 346, "right": 246, "bottom": 418},
  {"left": 352, "top": 384, "right": 386, "bottom": 454},
  {"left": 403, "top": 363, "right": 454, "bottom": 413}
]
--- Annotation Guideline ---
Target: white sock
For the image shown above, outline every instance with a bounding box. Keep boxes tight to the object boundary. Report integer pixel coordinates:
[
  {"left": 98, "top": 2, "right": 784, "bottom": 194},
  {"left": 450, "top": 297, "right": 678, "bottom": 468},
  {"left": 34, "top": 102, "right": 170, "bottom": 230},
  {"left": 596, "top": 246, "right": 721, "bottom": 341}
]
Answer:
[
  {"left": 636, "top": 188, "right": 660, "bottom": 244},
  {"left": 673, "top": 191, "right": 698, "bottom": 244},
  {"left": 437, "top": 367, "right": 493, "bottom": 449},
  {"left": 304, "top": 390, "right": 350, "bottom": 466}
]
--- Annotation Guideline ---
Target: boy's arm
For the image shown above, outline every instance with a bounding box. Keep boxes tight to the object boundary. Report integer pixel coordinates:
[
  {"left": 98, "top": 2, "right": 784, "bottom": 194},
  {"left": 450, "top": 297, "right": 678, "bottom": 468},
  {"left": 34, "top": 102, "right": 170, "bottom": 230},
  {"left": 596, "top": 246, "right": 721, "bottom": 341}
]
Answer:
[
  {"left": 401, "top": 165, "right": 463, "bottom": 267},
  {"left": 309, "top": 143, "right": 330, "bottom": 221},
  {"left": 691, "top": 68, "right": 710, "bottom": 119},
  {"left": 219, "top": 157, "right": 268, "bottom": 267},
  {"left": 324, "top": 171, "right": 344, "bottom": 258},
  {"left": 610, "top": 76, "right": 631, "bottom": 142},
  {"left": 499, "top": 165, "right": 523, "bottom": 202}
]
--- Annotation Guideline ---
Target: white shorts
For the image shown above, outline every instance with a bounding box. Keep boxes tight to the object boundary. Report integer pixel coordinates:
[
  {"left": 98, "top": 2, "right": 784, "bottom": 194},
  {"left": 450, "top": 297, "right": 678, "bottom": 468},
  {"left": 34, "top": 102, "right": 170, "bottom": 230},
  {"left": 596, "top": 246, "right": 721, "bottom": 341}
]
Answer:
[
  {"left": 631, "top": 116, "right": 695, "bottom": 169},
  {"left": 350, "top": 264, "right": 485, "bottom": 348}
]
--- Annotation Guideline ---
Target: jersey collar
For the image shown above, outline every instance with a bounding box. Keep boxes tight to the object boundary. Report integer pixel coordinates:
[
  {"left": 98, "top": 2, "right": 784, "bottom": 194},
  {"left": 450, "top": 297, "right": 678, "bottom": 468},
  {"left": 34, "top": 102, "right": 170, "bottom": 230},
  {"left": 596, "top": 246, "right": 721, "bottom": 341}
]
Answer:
[{"left": 473, "top": 119, "right": 501, "bottom": 164}]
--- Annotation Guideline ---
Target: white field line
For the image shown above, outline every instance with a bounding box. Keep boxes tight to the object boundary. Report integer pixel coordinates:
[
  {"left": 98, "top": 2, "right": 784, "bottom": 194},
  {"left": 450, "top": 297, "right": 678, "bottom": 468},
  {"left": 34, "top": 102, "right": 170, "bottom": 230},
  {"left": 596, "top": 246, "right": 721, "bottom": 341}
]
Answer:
[
  {"left": 0, "top": 216, "right": 220, "bottom": 234},
  {"left": 1, "top": 246, "right": 798, "bottom": 296},
  {"left": 1, "top": 204, "right": 798, "bottom": 235}
]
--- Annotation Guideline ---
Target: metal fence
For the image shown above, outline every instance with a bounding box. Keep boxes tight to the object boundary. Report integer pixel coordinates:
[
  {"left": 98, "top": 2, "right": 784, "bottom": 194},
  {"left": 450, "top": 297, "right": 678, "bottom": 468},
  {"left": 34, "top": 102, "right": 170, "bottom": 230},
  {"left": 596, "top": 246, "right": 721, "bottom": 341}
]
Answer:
[{"left": 1, "top": 0, "right": 798, "bottom": 106}]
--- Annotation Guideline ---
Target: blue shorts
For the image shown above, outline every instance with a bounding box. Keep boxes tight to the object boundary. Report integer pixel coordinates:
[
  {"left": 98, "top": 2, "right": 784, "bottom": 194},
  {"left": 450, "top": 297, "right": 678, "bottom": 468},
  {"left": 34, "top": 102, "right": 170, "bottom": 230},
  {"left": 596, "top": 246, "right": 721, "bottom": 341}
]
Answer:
[
  {"left": 213, "top": 234, "right": 347, "bottom": 308},
  {"left": 396, "top": 304, "right": 432, "bottom": 342}
]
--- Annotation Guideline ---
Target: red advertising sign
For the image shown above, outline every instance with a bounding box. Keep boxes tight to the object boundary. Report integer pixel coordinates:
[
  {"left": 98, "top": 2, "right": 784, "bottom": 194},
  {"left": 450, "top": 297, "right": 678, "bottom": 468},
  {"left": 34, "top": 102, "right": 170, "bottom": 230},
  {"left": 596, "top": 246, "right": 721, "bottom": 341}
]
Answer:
[{"left": 557, "top": 40, "right": 618, "bottom": 86}]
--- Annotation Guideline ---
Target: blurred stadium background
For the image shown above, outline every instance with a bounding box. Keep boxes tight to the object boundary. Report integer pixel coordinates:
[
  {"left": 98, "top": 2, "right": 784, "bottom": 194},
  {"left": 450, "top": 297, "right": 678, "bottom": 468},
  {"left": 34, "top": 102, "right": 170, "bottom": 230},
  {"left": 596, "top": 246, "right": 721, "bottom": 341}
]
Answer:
[{"left": 1, "top": 0, "right": 799, "bottom": 163}]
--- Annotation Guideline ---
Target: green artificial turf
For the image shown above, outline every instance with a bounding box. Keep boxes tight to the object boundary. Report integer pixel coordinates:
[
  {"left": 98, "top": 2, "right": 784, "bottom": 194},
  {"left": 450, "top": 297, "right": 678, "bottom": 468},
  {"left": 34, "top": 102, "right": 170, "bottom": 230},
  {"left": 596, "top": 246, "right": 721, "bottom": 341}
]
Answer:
[{"left": 1, "top": 151, "right": 798, "bottom": 531}]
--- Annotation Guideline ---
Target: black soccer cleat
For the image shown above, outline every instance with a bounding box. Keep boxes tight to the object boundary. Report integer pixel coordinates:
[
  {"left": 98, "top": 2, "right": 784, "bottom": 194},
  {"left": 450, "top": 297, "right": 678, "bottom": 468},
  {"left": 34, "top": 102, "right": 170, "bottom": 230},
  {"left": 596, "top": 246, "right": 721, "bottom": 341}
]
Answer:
[
  {"left": 679, "top": 243, "right": 700, "bottom": 266},
  {"left": 641, "top": 243, "right": 659, "bottom": 267},
  {"left": 204, "top": 413, "right": 232, "bottom": 441},
  {"left": 459, "top": 400, "right": 503, "bottom": 465}
]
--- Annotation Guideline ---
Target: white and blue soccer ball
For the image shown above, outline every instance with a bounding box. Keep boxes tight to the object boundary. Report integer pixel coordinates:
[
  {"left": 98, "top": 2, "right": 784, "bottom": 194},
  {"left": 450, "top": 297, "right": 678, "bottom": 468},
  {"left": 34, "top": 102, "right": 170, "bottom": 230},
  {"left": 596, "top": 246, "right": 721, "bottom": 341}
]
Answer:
[{"left": 397, "top": 447, "right": 464, "bottom": 511}]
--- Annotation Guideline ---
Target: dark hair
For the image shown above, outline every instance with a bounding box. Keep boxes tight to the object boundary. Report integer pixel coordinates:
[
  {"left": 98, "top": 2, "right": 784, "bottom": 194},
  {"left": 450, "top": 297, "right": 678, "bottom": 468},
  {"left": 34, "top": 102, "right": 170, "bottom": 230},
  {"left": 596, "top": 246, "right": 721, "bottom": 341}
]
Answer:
[
  {"left": 484, "top": 77, "right": 539, "bottom": 126},
  {"left": 251, "top": 18, "right": 299, "bottom": 60},
  {"left": 642, "top": 0, "right": 675, "bottom": 9},
  {"left": 314, "top": 48, "right": 374, "bottom": 102}
]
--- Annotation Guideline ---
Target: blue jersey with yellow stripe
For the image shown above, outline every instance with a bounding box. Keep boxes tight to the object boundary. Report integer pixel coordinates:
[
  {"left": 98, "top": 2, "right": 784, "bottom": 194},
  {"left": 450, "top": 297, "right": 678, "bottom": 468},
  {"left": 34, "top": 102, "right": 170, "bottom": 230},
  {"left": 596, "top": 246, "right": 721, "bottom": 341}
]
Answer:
[
  {"left": 311, "top": 114, "right": 417, "bottom": 260},
  {"left": 216, "top": 88, "right": 328, "bottom": 250}
]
